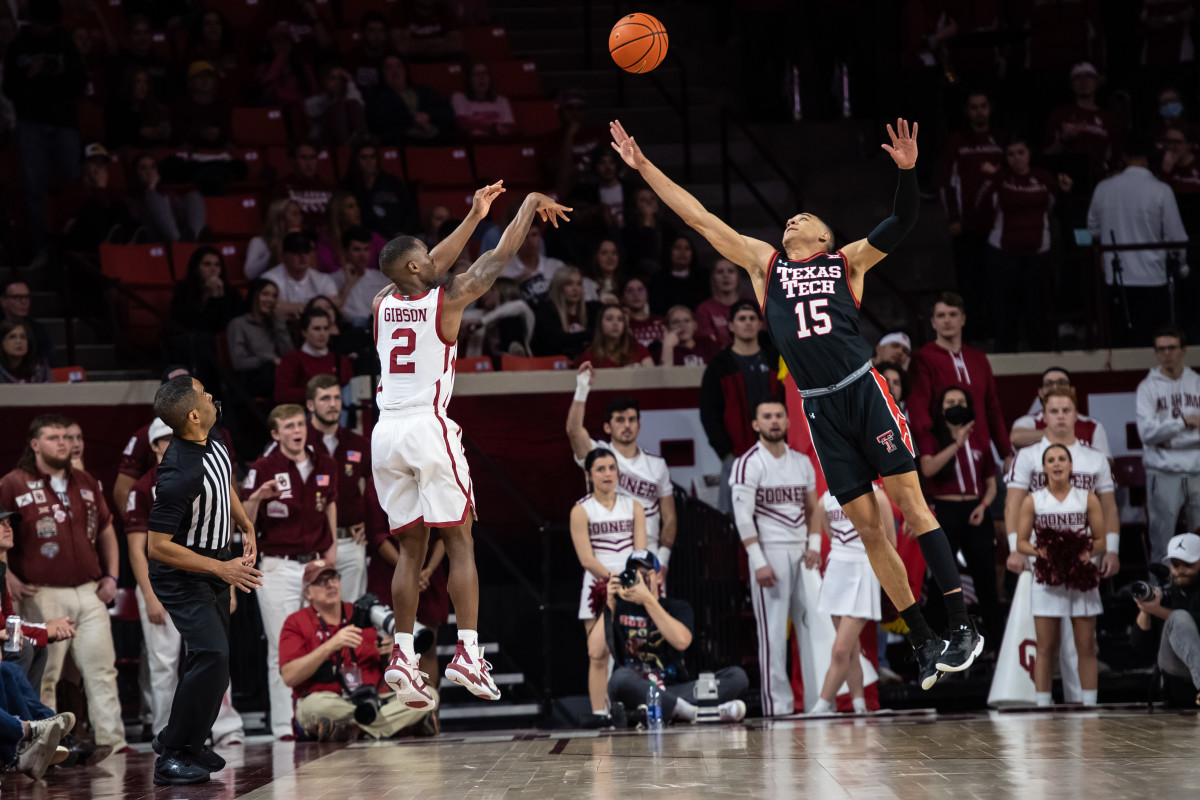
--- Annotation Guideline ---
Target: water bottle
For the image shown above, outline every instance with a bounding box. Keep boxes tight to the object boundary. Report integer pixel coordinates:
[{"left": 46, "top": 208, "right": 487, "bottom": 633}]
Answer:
[{"left": 646, "top": 677, "right": 663, "bottom": 730}]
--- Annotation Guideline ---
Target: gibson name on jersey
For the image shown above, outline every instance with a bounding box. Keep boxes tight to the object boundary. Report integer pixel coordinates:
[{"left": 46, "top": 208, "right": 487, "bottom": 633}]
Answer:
[{"left": 381, "top": 306, "right": 429, "bottom": 323}]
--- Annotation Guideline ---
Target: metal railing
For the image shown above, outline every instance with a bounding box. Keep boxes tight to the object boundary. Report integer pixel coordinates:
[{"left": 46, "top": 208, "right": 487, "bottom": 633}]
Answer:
[{"left": 1089, "top": 239, "right": 1190, "bottom": 348}]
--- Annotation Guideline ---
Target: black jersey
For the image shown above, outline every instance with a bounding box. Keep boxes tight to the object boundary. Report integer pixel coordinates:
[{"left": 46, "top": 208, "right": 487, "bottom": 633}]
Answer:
[{"left": 762, "top": 249, "right": 873, "bottom": 391}]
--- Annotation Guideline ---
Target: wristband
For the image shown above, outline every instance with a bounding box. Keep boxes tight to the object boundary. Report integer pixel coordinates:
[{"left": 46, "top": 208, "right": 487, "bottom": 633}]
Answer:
[
  {"left": 103, "top": 574, "right": 117, "bottom": 584},
  {"left": 573, "top": 372, "right": 591, "bottom": 403},
  {"left": 656, "top": 546, "right": 671, "bottom": 567},
  {"left": 807, "top": 534, "right": 823, "bottom": 552},
  {"left": 1106, "top": 533, "right": 1120, "bottom": 554},
  {"left": 1007, "top": 533, "right": 1018, "bottom": 553},
  {"left": 745, "top": 542, "right": 768, "bottom": 573}
]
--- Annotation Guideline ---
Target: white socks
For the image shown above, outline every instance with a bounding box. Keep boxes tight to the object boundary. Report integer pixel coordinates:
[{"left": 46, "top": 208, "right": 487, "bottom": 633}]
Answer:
[
  {"left": 459, "top": 629, "right": 479, "bottom": 650},
  {"left": 811, "top": 698, "right": 833, "bottom": 714},
  {"left": 852, "top": 697, "right": 868, "bottom": 714},
  {"left": 1036, "top": 692, "right": 1053, "bottom": 707},
  {"left": 1081, "top": 690, "right": 1098, "bottom": 706},
  {"left": 394, "top": 632, "right": 415, "bottom": 662},
  {"left": 673, "top": 698, "right": 698, "bottom": 721}
]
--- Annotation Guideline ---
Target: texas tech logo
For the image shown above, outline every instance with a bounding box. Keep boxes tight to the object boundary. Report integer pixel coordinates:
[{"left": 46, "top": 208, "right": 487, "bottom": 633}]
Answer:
[{"left": 876, "top": 431, "right": 897, "bottom": 453}]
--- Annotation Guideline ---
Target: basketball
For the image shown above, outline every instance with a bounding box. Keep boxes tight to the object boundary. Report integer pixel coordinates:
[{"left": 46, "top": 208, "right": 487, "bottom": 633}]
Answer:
[{"left": 608, "top": 13, "right": 669, "bottom": 73}]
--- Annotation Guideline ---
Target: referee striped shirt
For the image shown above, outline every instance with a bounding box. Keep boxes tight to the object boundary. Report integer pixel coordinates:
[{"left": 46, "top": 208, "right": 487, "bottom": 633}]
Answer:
[{"left": 147, "top": 429, "right": 233, "bottom": 551}]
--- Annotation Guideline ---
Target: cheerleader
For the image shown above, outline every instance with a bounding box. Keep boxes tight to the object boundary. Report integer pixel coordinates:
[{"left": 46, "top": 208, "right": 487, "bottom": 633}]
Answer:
[
  {"left": 1016, "top": 443, "right": 1106, "bottom": 706},
  {"left": 811, "top": 485, "right": 895, "bottom": 714},
  {"left": 569, "top": 448, "right": 647, "bottom": 721}
]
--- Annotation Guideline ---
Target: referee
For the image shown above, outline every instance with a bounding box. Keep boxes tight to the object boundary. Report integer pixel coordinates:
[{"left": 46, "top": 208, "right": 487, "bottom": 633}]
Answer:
[{"left": 146, "top": 376, "right": 263, "bottom": 785}]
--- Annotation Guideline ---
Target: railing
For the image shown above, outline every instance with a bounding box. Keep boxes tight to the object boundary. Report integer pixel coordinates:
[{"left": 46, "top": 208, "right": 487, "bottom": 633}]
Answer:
[{"left": 1090, "top": 239, "right": 1190, "bottom": 348}]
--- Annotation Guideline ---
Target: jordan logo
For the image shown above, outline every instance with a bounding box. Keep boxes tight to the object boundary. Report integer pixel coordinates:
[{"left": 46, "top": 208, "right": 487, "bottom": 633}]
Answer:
[{"left": 876, "top": 432, "right": 897, "bottom": 453}]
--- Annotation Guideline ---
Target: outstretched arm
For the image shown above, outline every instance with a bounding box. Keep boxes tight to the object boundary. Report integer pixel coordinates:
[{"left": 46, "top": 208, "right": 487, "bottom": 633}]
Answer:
[
  {"left": 430, "top": 181, "right": 506, "bottom": 277},
  {"left": 610, "top": 120, "right": 775, "bottom": 300},
  {"left": 841, "top": 119, "right": 921, "bottom": 284}
]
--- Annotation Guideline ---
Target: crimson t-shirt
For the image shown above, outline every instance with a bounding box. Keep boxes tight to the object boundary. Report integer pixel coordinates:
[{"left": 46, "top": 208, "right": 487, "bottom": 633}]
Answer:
[{"left": 278, "top": 602, "right": 384, "bottom": 698}]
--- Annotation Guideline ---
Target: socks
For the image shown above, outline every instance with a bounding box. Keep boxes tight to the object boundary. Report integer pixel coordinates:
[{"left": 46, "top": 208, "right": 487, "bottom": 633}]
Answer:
[
  {"left": 1036, "top": 692, "right": 1052, "bottom": 707},
  {"left": 458, "top": 629, "right": 479, "bottom": 650},
  {"left": 394, "top": 632, "right": 415, "bottom": 662},
  {"left": 900, "top": 602, "right": 936, "bottom": 645},
  {"left": 593, "top": 709, "right": 609, "bottom": 717},
  {"left": 1081, "top": 690, "right": 1098, "bottom": 706},
  {"left": 917, "top": 528, "right": 971, "bottom": 627},
  {"left": 942, "top": 588, "right": 970, "bottom": 629},
  {"left": 810, "top": 698, "right": 833, "bottom": 714},
  {"left": 852, "top": 697, "right": 867, "bottom": 714},
  {"left": 673, "top": 698, "right": 698, "bottom": 721}
]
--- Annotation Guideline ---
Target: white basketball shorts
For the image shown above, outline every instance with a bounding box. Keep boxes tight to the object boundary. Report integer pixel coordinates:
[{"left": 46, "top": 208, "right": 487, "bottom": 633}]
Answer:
[{"left": 372, "top": 409, "right": 475, "bottom": 532}]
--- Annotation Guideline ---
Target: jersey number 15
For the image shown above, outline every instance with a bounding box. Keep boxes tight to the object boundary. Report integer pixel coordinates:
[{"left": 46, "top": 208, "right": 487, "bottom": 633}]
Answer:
[
  {"left": 389, "top": 327, "right": 416, "bottom": 374},
  {"left": 794, "top": 299, "right": 832, "bottom": 338}
]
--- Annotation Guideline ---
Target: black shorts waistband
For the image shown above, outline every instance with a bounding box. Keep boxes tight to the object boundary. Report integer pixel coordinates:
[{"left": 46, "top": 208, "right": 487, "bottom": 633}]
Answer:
[{"left": 797, "top": 361, "right": 874, "bottom": 398}]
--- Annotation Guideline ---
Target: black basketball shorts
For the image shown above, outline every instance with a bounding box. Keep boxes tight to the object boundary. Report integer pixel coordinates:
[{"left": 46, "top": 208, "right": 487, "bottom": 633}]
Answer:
[{"left": 798, "top": 366, "right": 917, "bottom": 504}]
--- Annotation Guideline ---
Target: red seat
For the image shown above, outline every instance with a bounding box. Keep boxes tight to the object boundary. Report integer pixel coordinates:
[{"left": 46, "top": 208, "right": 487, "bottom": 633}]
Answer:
[
  {"left": 463, "top": 27, "right": 511, "bottom": 61},
  {"left": 501, "top": 354, "right": 571, "bottom": 371},
  {"left": 266, "top": 146, "right": 337, "bottom": 184},
  {"left": 98, "top": 243, "right": 174, "bottom": 286},
  {"left": 171, "top": 241, "right": 248, "bottom": 286},
  {"left": 512, "top": 101, "right": 561, "bottom": 137},
  {"left": 51, "top": 366, "right": 87, "bottom": 383},
  {"left": 473, "top": 144, "right": 541, "bottom": 184},
  {"left": 406, "top": 146, "right": 474, "bottom": 185},
  {"left": 417, "top": 188, "right": 476, "bottom": 219},
  {"left": 409, "top": 61, "right": 466, "bottom": 98},
  {"left": 457, "top": 356, "right": 494, "bottom": 373},
  {"left": 109, "top": 588, "right": 141, "bottom": 622},
  {"left": 232, "top": 107, "right": 289, "bottom": 147},
  {"left": 205, "top": 195, "right": 265, "bottom": 237},
  {"left": 339, "top": 0, "right": 396, "bottom": 28},
  {"left": 490, "top": 60, "right": 544, "bottom": 99}
]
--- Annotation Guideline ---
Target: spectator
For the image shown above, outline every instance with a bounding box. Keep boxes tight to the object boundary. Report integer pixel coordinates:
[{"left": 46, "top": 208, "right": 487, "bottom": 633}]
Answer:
[
  {"left": 246, "top": 199, "right": 304, "bottom": 281},
  {"left": 876, "top": 360, "right": 909, "bottom": 414},
  {"left": 940, "top": 89, "right": 1004, "bottom": 333},
  {"left": 366, "top": 55, "right": 452, "bottom": 144},
  {"left": 0, "top": 415, "right": 128, "bottom": 754},
  {"left": 570, "top": 448, "right": 646, "bottom": 723},
  {"left": 1010, "top": 366, "right": 1112, "bottom": 457},
  {"left": 694, "top": 259, "right": 747, "bottom": 349},
  {"left": 3, "top": 0, "right": 86, "bottom": 251},
  {"left": 542, "top": 182, "right": 615, "bottom": 270},
  {"left": 305, "top": 65, "right": 367, "bottom": 147},
  {"left": 658, "top": 305, "right": 718, "bottom": 366},
  {"left": 169, "top": 246, "right": 244, "bottom": 334},
  {"left": 907, "top": 292, "right": 1011, "bottom": 463},
  {"left": 342, "top": 136, "right": 416, "bottom": 238},
  {"left": 63, "top": 421, "right": 84, "bottom": 473},
  {"left": 272, "top": 141, "right": 336, "bottom": 231},
  {"left": 622, "top": 185, "right": 678, "bottom": 273},
  {"left": 621, "top": 277, "right": 664, "bottom": 350},
  {"left": 254, "top": 22, "right": 316, "bottom": 109},
  {"left": 184, "top": 10, "right": 240, "bottom": 84},
  {"left": 1044, "top": 62, "right": 1121, "bottom": 186},
  {"left": 460, "top": 277, "right": 533, "bottom": 359},
  {"left": 390, "top": 0, "right": 463, "bottom": 60},
  {"left": 577, "top": 303, "right": 653, "bottom": 369},
  {"left": 451, "top": 61, "right": 514, "bottom": 138},
  {"left": 545, "top": 87, "right": 609, "bottom": 198},
  {"left": 502, "top": 221, "right": 564, "bottom": 304},
  {"left": 170, "top": 61, "right": 232, "bottom": 149},
  {"left": 241, "top": 404, "right": 338, "bottom": 739},
  {"left": 649, "top": 234, "right": 707, "bottom": 314},
  {"left": 975, "top": 134, "right": 1072, "bottom": 351},
  {"left": 104, "top": 67, "right": 170, "bottom": 149},
  {"left": 917, "top": 386, "right": 1001, "bottom": 647},
  {"left": 1135, "top": 327, "right": 1200, "bottom": 565},
  {"left": 0, "top": 319, "right": 51, "bottom": 384},
  {"left": 61, "top": 143, "right": 135, "bottom": 253},
  {"left": 1157, "top": 123, "right": 1200, "bottom": 194},
  {"left": 1088, "top": 132, "right": 1188, "bottom": 347},
  {"left": 261, "top": 232, "right": 340, "bottom": 319},
  {"left": 251, "top": 0, "right": 333, "bottom": 57},
  {"left": 593, "top": 148, "right": 627, "bottom": 228},
  {"left": 583, "top": 238, "right": 623, "bottom": 304},
  {"left": 317, "top": 192, "right": 387, "bottom": 274},
  {"left": 1130, "top": 532, "right": 1200, "bottom": 708},
  {"left": 274, "top": 309, "right": 353, "bottom": 403},
  {"left": 531, "top": 265, "right": 599, "bottom": 360},
  {"left": 333, "top": 227, "right": 393, "bottom": 327},
  {"left": 700, "top": 301, "right": 781, "bottom": 511},
  {"left": 227, "top": 279, "right": 294, "bottom": 399},
  {"left": 1, "top": 281, "right": 53, "bottom": 368},
  {"left": 417, "top": 204, "right": 451, "bottom": 248},
  {"left": 1141, "top": 6, "right": 1197, "bottom": 68},
  {"left": 279, "top": 560, "right": 432, "bottom": 739},
  {"left": 127, "top": 154, "right": 206, "bottom": 244},
  {"left": 604, "top": 550, "right": 748, "bottom": 725},
  {"left": 345, "top": 12, "right": 390, "bottom": 91},
  {"left": 107, "top": 14, "right": 173, "bottom": 101},
  {"left": 873, "top": 331, "right": 911, "bottom": 371}
]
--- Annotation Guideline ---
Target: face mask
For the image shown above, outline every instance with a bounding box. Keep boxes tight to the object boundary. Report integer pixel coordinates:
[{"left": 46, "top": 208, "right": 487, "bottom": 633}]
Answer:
[
  {"left": 944, "top": 405, "right": 974, "bottom": 426},
  {"left": 1161, "top": 101, "right": 1184, "bottom": 119}
]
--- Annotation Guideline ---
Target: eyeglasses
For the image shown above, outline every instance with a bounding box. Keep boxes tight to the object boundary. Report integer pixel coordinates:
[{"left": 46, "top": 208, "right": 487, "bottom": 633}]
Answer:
[{"left": 312, "top": 574, "right": 340, "bottom": 588}]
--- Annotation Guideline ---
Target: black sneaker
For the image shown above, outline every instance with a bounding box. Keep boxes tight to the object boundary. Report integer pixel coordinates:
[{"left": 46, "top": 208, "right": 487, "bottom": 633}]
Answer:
[
  {"left": 936, "top": 625, "right": 984, "bottom": 673},
  {"left": 579, "top": 713, "right": 612, "bottom": 729},
  {"left": 154, "top": 734, "right": 225, "bottom": 772},
  {"left": 153, "top": 753, "right": 210, "bottom": 786},
  {"left": 913, "top": 637, "right": 949, "bottom": 691}
]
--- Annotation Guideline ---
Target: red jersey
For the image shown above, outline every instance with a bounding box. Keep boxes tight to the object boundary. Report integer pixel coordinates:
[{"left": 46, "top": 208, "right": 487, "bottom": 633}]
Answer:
[
  {"left": 977, "top": 167, "right": 1059, "bottom": 255},
  {"left": 274, "top": 349, "right": 354, "bottom": 404},
  {"left": 907, "top": 341, "right": 1012, "bottom": 458},
  {"left": 577, "top": 341, "right": 652, "bottom": 369},
  {"left": 940, "top": 128, "right": 1004, "bottom": 232},
  {"left": 278, "top": 602, "right": 383, "bottom": 698},
  {"left": 307, "top": 423, "right": 371, "bottom": 529},
  {"left": 916, "top": 425, "right": 998, "bottom": 497},
  {"left": 123, "top": 464, "right": 158, "bottom": 533},
  {"left": 627, "top": 315, "right": 665, "bottom": 349},
  {"left": 1044, "top": 103, "right": 1121, "bottom": 178},
  {"left": 243, "top": 446, "right": 338, "bottom": 556}
]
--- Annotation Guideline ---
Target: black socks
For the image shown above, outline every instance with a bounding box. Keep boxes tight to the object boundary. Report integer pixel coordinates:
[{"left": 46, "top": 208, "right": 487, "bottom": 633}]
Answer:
[
  {"left": 941, "top": 587, "right": 970, "bottom": 629},
  {"left": 900, "top": 602, "right": 936, "bottom": 646},
  {"left": 917, "top": 527, "right": 971, "bottom": 627}
]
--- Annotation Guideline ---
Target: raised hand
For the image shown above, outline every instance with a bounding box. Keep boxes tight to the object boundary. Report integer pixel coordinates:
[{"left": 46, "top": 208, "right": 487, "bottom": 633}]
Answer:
[
  {"left": 534, "top": 197, "right": 573, "bottom": 228},
  {"left": 881, "top": 118, "right": 919, "bottom": 170},
  {"left": 609, "top": 119, "right": 647, "bottom": 170},
  {"left": 471, "top": 180, "right": 506, "bottom": 219}
]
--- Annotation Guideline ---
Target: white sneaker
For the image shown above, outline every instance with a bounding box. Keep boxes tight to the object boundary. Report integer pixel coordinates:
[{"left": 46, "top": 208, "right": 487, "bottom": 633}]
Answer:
[
  {"left": 17, "top": 717, "right": 66, "bottom": 780},
  {"left": 717, "top": 699, "right": 746, "bottom": 722},
  {"left": 444, "top": 642, "right": 501, "bottom": 700},
  {"left": 383, "top": 644, "right": 437, "bottom": 709}
]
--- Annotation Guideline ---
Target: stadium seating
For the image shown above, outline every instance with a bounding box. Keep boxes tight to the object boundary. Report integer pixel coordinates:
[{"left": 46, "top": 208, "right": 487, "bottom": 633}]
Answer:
[
  {"left": 501, "top": 354, "right": 571, "bottom": 371},
  {"left": 473, "top": 144, "right": 541, "bottom": 185},
  {"left": 51, "top": 366, "right": 87, "bottom": 383},
  {"left": 457, "top": 356, "right": 495, "bottom": 373},
  {"left": 490, "top": 60, "right": 544, "bottom": 99},
  {"left": 232, "top": 108, "right": 290, "bottom": 147},
  {"left": 406, "top": 146, "right": 474, "bottom": 185},
  {"left": 409, "top": 62, "right": 466, "bottom": 98},
  {"left": 512, "top": 101, "right": 561, "bottom": 137},
  {"left": 463, "top": 27, "right": 512, "bottom": 60},
  {"left": 204, "top": 195, "right": 265, "bottom": 238}
]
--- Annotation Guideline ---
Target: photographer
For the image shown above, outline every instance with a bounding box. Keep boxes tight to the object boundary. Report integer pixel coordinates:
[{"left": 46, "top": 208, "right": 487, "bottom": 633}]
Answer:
[
  {"left": 605, "top": 551, "right": 748, "bottom": 724},
  {"left": 1131, "top": 533, "right": 1200, "bottom": 707},
  {"left": 279, "top": 560, "right": 433, "bottom": 740}
]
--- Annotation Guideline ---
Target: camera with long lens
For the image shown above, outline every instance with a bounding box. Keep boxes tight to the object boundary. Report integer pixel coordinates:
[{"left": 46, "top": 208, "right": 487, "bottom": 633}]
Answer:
[
  {"left": 348, "top": 684, "right": 383, "bottom": 725},
  {"left": 350, "top": 593, "right": 434, "bottom": 650},
  {"left": 620, "top": 567, "right": 641, "bottom": 589},
  {"left": 1131, "top": 580, "right": 1175, "bottom": 604}
]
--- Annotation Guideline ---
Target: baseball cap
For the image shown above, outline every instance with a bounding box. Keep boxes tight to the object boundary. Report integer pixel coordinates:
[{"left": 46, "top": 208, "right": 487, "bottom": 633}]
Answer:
[
  {"left": 729, "top": 299, "right": 761, "bottom": 321},
  {"left": 282, "top": 232, "right": 314, "bottom": 254},
  {"left": 302, "top": 559, "right": 338, "bottom": 588},
  {"left": 160, "top": 365, "right": 191, "bottom": 384},
  {"left": 148, "top": 418, "right": 172, "bottom": 443},
  {"left": 0, "top": 506, "right": 21, "bottom": 526},
  {"left": 1164, "top": 532, "right": 1200, "bottom": 565},
  {"left": 188, "top": 60, "right": 216, "bottom": 78},
  {"left": 83, "top": 143, "right": 109, "bottom": 162},
  {"left": 626, "top": 549, "right": 660, "bottom": 573},
  {"left": 1070, "top": 62, "right": 1098, "bottom": 79},
  {"left": 877, "top": 331, "right": 911, "bottom": 352}
]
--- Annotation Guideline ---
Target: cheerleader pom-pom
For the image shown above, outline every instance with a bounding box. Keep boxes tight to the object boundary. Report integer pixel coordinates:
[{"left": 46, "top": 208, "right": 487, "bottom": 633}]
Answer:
[
  {"left": 1033, "top": 526, "right": 1100, "bottom": 591},
  {"left": 588, "top": 578, "right": 609, "bottom": 617}
]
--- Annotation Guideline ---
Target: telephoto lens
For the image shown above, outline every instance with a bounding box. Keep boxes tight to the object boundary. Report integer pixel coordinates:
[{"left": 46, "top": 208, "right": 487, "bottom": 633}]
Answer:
[
  {"left": 620, "top": 568, "right": 640, "bottom": 588},
  {"left": 1130, "top": 580, "right": 1154, "bottom": 601}
]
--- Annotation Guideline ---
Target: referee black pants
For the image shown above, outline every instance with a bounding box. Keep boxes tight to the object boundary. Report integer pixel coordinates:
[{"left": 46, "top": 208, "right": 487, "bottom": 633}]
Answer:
[{"left": 150, "top": 556, "right": 231, "bottom": 751}]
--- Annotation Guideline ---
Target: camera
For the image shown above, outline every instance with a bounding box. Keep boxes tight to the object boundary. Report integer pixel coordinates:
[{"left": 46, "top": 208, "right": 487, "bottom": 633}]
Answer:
[
  {"left": 620, "top": 568, "right": 642, "bottom": 589},
  {"left": 1132, "top": 580, "right": 1176, "bottom": 604},
  {"left": 350, "top": 593, "right": 433, "bottom": 651},
  {"left": 348, "top": 684, "right": 382, "bottom": 725}
]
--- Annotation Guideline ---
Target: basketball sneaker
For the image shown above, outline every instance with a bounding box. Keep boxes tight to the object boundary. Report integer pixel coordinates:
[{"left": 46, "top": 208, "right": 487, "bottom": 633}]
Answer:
[
  {"left": 444, "top": 642, "right": 502, "bottom": 700},
  {"left": 384, "top": 645, "right": 436, "bottom": 709},
  {"left": 936, "top": 624, "right": 984, "bottom": 674},
  {"left": 717, "top": 699, "right": 746, "bottom": 722},
  {"left": 913, "top": 637, "right": 949, "bottom": 690}
]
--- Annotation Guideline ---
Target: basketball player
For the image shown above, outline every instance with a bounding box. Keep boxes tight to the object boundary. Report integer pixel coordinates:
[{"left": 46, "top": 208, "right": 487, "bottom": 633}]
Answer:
[
  {"left": 372, "top": 186, "right": 571, "bottom": 707},
  {"left": 567, "top": 365, "right": 676, "bottom": 568},
  {"left": 611, "top": 117, "right": 981, "bottom": 686},
  {"left": 729, "top": 399, "right": 819, "bottom": 715}
]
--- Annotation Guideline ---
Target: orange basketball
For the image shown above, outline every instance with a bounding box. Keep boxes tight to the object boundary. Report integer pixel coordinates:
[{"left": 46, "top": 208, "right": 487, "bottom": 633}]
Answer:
[{"left": 608, "top": 13, "right": 669, "bottom": 73}]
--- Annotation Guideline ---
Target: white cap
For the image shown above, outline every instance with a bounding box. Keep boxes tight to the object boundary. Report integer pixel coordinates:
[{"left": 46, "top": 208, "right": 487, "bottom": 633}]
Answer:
[
  {"left": 148, "top": 418, "right": 172, "bottom": 444},
  {"left": 1070, "top": 62, "right": 1098, "bottom": 79},
  {"left": 878, "top": 332, "right": 911, "bottom": 352},
  {"left": 1164, "top": 532, "right": 1200, "bottom": 565}
]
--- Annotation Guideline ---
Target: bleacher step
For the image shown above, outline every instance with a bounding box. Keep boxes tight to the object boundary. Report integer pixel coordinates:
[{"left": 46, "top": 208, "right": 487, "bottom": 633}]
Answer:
[
  {"left": 436, "top": 642, "right": 499, "bottom": 657},
  {"left": 437, "top": 703, "right": 540, "bottom": 721},
  {"left": 439, "top": 672, "right": 524, "bottom": 689}
]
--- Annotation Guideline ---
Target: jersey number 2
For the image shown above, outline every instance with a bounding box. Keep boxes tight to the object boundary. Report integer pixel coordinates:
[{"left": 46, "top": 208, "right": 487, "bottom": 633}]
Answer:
[
  {"left": 794, "top": 299, "right": 832, "bottom": 338},
  {"left": 389, "top": 328, "right": 416, "bottom": 374}
]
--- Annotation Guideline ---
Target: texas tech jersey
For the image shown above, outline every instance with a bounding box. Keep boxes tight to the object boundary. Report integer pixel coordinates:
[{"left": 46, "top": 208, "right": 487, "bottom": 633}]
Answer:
[
  {"left": 1007, "top": 439, "right": 1114, "bottom": 494},
  {"left": 375, "top": 286, "right": 456, "bottom": 413},
  {"left": 762, "top": 249, "right": 873, "bottom": 391},
  {"left": 729, "top": 442, "right": 816, "bottom": 545}
]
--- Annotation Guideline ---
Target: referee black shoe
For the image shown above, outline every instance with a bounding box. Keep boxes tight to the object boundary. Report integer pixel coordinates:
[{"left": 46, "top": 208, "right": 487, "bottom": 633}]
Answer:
[
  {"left": 153, "top": 752, "right": 210, "bottom": 786},
  {"left": 936, "top": 624, "right": 984, "bottom": 674},
  {"left": 153, "top": 735, "right": 226, "bottom": 773},
  {"left": 913, "top": 638, "right": 948, "bottom": 690}
]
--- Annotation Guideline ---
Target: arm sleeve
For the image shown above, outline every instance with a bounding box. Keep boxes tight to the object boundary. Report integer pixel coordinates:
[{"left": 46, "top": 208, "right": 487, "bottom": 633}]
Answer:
[
  {"left": 1012, "top": 413, "right": 1036, "bottom": 431},
  {"left": 1094, "top": 456, "right": 1115, "bottom": 494},
  {"left": 277, "top": 613, "right": 313, "bottom": 667},
  {"left": 124, "top": 486, "right": 149, "bottom": 533},
  {"left": 656, "top": 460, "right": 674, "bottom": 498},
  {"left": 699, "top": 364, "right": 734, "bottom": 459},
  {"left": 496, "top": 96, "right": 514, "bottom": 125},
  {"left": 866, "top": 167, "right": 920, "bottom": 254},
  {"left": 1086, "top": 189, "right": 1103, "bottom": 238},
  {"left": 226, "top": 318, "right": 257, "bottom": 371},
  {"left": 1137, "top": 381, "right": 1186, "bottom": 445}
]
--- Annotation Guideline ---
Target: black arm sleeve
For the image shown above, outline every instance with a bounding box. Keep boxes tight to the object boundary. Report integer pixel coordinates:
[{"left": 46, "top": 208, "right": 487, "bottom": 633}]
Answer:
[{"left": 866, "top": 167, "right": 920, "bottom": 254}]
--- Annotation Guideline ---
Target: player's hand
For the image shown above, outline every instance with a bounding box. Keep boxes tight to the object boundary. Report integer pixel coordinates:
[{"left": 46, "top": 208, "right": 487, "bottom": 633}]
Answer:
[
  {"left": 534, "top": 197, "right": 572, "bottom": 228},
  {"left": 577, "top": 361, "right": 595, "bottom": 385},
  {"left": 46, "top": 617, "right": 76, "bottom": 641},
  {"left": 755, "top": 565, "right": 778, "bottom": 588},
  {"left": 6, "top": 571, "right": 36, "bottom": 601},
  {"left": 1005, "top": 550, "right": 1026, "bottom": 574},
  {"left": 325, "top": 625, "right": 363, "bottom": 652},
  {"left": 218, "top": 559, "right": 264, "bottom": 593},
  {"left": 241, "top": 530, "right": 258, "bottom": 566},
  {"left": 418, "top": 567, "right": 433, "bottom": 592},
  {"left": 470, "top": 180, "right": 505, "bottom": 219},
  {"left": 1099, "top": 550, "right": 1120, "bottom": 578},
  {"left": 145, "top": 593, "right": 169, "bottom": 625},
  {"left": 803, "top": 549, "right": 821, "bottom": 570},
  {"left": 881, "top": 118, "right": 918, "bottom": 170},
  {"left": 350, "top": 523, "right": 366, "bottom": 545},
  {"left": 968, "top": 503, "right": 987, "bottom": 527},
  {"left": 96, "top": 576, "right": 118, "bottom": 604},
  {"left": 609, "top": 119, "right": 647, "bottom": 170}
]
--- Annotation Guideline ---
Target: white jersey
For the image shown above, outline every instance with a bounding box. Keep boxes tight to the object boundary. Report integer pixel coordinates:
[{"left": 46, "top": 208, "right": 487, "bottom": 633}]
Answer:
[
  {"left": 577, "top": 493, "right": 637, "bottom": 565},
  {"left": 576, "top": 438, "right": 672, "bottom": 550},
  {"left": 1006, "top": 439, "right": 1114, "bottom": 495},
  {"left": 821, "top": 491, "right": 868, "bottom": 563},
  {"left": 729, "top": 442, "right": 816, "bottom": 546},
  {"left": 1031, "top": 486, "right": 1091, "bottom": 542},
  {"left": 375, "top": 286, "right": 456, "bottom": 413}
]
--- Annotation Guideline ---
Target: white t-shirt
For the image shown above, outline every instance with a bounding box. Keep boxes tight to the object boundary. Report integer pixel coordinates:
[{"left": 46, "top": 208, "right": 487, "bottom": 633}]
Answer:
[
  {"left": 1007, "top": 439, "right": 1114, "bottom": 494},
  {"left": 575, "top": 438, "right": 673, "bottom": 551},
  {"left": 729, "top": 442, "right": 817, "bottom": 546},
  {"left": 502, "top": 255, "right": 564, "bottom": 303},
  {"left": 261, "top": 264, "right": 339, "bottom": 307},
  {"left": 334, "top": 267, "right": 393, "bottom": 322}
]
